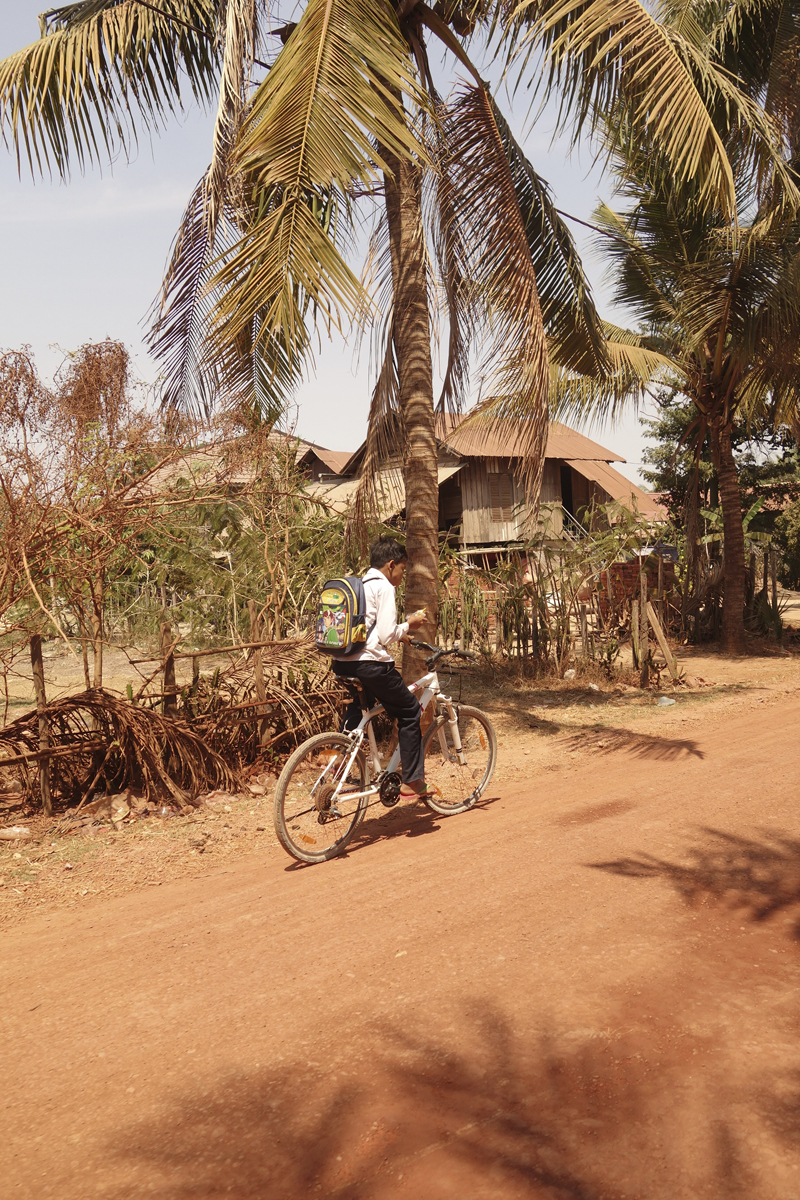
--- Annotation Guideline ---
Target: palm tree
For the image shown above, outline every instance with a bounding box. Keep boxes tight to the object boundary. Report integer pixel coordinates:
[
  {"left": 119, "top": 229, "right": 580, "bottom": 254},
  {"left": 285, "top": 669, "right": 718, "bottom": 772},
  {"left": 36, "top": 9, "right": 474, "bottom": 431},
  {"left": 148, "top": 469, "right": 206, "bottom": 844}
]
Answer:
[
  {"left": 1, "top": 0, "right": 789, "bottom": 668},
  {"left": 553, "top": 139, "right": 800, "bottom": 652}
]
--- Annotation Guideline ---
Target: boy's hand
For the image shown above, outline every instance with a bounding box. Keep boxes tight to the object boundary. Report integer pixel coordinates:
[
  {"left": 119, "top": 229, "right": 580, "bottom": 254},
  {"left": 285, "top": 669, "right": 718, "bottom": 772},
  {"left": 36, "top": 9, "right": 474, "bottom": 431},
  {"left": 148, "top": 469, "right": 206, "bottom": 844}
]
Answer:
[{"left": 406, "top": 608, "right": 427, "bottom": 631}]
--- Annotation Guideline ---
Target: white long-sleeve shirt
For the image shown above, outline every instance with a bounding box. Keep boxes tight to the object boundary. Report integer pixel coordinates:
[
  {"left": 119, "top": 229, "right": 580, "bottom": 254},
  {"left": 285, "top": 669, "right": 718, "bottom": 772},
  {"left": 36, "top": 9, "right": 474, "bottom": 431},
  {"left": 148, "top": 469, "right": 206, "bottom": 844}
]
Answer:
[{"left": 343, "top": 567, "right": 408, "bottom": 663}]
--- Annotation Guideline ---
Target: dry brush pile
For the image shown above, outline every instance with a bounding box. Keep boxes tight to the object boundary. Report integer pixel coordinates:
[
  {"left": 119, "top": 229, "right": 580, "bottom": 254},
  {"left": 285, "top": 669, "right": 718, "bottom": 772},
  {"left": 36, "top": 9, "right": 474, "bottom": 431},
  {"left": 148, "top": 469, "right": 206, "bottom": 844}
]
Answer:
[{"left": 0, "top": 342, "right": 355, "bottom": 818}]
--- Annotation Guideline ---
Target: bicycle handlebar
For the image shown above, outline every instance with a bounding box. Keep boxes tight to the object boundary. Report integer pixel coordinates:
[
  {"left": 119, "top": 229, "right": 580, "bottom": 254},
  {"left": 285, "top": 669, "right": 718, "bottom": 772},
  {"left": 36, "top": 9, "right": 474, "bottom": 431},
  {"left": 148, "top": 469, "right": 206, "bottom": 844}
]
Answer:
[{"left": 408, "top": 639, "right": 479, "bottom": 667}]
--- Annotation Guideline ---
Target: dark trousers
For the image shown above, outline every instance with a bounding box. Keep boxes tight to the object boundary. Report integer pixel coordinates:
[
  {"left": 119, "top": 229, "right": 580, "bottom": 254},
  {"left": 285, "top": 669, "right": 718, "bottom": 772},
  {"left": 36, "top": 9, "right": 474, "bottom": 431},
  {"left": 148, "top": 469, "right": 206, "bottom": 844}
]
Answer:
[{"left": 333, "top": 660, "right": 424, "bottom": 783}]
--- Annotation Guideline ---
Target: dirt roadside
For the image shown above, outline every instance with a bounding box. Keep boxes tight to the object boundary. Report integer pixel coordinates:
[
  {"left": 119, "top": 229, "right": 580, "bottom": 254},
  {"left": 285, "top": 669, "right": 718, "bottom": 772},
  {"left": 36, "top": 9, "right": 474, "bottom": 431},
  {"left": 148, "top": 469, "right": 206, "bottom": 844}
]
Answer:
[
  {"left": 1, "top": 646, "right": 800, "bottom": 1198},
  {"left": 1, "top": 642, "right": 796, "bottom": 928}
]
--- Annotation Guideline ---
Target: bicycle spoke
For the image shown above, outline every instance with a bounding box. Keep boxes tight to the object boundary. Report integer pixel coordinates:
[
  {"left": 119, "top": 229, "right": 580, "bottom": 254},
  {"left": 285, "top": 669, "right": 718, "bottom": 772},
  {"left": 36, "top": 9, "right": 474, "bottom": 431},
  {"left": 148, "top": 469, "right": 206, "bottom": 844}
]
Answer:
[
  {"left": 422, "top": 706, "right": 496, "bottom": 813},
  {"left": 274, "top": 734, "right": 368, "bottom": 862}
]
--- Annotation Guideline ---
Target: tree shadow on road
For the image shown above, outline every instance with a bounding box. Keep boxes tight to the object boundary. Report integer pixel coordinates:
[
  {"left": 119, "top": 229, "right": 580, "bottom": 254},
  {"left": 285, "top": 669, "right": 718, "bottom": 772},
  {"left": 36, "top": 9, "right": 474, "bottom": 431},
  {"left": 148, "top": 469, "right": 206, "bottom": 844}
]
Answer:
[
  {"left": 592, "top": 828, "right": 800, "bottom": 935},
  {"left": 108, "top": 1003, "right": 768, "bottom": 1200},
  {"left": 560, "top": 726, "right": 704, "bottom": 761}
]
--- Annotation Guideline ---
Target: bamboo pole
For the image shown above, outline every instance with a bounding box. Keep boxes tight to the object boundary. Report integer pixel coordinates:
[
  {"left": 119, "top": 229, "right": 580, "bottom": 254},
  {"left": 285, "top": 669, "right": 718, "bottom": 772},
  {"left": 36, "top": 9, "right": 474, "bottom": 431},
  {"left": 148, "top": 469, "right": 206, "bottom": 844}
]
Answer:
[
  {"left": 647, "top": 601, "right": 678, "bottom": 680},
  {"left": 657, "top": 554, "right": 664, "bottom": 627},
  {"left": 639, "top": 563, "right": 650, "bottom": 689},
  {"left": 30, "top": 634, "right": 52, "bottom": 816},
  {"left": 631, "top": 599, "right": 640, "bottom": 668}
]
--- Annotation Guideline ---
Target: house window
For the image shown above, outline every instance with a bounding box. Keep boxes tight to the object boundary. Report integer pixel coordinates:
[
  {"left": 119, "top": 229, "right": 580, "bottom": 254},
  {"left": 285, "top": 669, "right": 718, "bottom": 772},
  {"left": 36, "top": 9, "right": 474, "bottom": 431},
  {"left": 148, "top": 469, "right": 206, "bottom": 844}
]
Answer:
[{"left": 489, "top": 472, "right": 514, "bottom": 522}]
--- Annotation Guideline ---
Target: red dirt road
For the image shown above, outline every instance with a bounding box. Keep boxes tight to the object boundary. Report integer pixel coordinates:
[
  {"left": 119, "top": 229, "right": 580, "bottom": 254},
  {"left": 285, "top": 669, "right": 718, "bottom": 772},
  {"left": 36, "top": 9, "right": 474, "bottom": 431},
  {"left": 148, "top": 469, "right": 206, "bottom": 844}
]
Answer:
[{"left": 3, "top": 698, "right": 800, "bottom": 1199}]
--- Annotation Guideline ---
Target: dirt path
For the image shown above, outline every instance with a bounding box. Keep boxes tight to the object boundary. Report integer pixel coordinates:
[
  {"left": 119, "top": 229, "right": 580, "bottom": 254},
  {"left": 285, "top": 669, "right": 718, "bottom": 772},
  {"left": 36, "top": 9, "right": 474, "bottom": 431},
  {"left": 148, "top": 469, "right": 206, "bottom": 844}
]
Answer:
[{"left": 3, "top": 676, "right": 800, "bottom": 1199}]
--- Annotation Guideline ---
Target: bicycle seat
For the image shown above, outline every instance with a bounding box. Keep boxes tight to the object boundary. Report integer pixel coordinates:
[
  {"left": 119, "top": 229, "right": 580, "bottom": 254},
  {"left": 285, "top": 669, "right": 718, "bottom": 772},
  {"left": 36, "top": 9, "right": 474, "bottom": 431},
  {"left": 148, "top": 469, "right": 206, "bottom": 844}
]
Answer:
[{"left": 338, "top": 676, "right": 367, "bottom": 701}]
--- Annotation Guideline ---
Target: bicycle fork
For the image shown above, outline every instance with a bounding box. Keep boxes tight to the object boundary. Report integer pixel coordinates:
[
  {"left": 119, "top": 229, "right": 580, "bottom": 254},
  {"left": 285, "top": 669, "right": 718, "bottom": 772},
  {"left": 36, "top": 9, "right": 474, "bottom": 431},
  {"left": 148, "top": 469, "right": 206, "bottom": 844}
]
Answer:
[{"left": 437, "top": 698, "right": 467, "bottom": 766}]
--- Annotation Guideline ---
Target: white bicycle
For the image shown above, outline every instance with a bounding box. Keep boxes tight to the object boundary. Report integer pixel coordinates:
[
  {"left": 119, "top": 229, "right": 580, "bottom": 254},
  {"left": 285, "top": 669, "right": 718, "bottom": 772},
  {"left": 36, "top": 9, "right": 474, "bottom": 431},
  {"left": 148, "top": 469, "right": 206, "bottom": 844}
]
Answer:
[{"left": 273, "top": 640, "right": 498, "bottom": 863}]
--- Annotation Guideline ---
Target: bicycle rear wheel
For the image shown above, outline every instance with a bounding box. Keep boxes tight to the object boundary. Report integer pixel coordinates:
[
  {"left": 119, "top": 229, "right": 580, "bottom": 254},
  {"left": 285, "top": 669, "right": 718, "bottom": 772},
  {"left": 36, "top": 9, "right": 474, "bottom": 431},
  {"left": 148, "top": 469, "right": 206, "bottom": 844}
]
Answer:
[
  {"left": 421, "top": 704, "right": 497, "bottom": 815},
  {"left": 274, "top": 733, "right": 368, "bottom": 863}
]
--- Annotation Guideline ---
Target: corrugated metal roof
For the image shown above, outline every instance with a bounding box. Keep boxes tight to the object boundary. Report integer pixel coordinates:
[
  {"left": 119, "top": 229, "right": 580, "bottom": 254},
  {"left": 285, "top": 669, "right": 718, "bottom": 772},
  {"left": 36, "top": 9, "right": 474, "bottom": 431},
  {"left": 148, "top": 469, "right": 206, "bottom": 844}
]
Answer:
[
  {"left": 435, "top": 413, "right": 623, "bottom": 462},
  {"left": 296, "top": 443, "right": 353, "bottom": 474},
  {"left": 566, "top": 459, "right": 663, "bottom": 515}
]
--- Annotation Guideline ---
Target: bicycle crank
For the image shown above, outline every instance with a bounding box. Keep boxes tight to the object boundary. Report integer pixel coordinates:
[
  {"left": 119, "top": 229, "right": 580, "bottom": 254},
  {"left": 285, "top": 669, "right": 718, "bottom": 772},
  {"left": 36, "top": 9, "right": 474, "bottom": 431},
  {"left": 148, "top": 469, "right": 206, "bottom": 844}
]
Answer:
[{"left": 378, "top": 772, "right": 402, "bottom": 808}]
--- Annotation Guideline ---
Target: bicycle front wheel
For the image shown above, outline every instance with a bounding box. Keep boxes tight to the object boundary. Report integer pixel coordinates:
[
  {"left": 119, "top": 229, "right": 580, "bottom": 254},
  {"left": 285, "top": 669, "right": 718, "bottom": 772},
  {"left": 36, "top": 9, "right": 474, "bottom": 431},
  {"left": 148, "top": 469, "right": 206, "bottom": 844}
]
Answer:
[
  {"left": 422, "top": 704, "right": 497, "bottom": 815},
  {"left": 274, "top": 733, "right": 368, "bottom": 863}
]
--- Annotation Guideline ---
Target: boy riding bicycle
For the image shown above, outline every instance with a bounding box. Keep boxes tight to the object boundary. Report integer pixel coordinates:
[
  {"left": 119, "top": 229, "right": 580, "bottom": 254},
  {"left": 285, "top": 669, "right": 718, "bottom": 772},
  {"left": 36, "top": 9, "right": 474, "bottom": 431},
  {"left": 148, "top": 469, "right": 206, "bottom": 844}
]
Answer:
[{"left": 331, "top": 537, "right": 432, "bottom": 798}]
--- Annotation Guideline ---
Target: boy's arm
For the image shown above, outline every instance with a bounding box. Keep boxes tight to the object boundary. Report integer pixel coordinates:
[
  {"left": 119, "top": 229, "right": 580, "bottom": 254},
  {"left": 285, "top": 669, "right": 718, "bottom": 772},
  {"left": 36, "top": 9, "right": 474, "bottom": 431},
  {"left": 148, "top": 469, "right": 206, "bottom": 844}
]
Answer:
[{"left": 373, "top": 581, "right": 408, "bottom": 647}]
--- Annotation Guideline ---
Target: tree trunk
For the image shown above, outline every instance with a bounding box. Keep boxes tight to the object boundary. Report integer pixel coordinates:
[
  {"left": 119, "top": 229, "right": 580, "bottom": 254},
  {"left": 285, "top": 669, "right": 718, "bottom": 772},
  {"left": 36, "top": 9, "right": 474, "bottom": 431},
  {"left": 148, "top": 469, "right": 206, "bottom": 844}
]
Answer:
[
  {"left": 30, "top": 635, "right": 52, "bottom": 817},
  {"left": 91, "top": 602, "right": 103, "bottom": 689},
  {"left": 383, "top": 146, "right": 439, "bottom": 681},
  {"left": 713, "top": 423, "right": 746, "bottom": 653},
  {"left": 161, "top": 620, "right": 178, "bottom": 717}
]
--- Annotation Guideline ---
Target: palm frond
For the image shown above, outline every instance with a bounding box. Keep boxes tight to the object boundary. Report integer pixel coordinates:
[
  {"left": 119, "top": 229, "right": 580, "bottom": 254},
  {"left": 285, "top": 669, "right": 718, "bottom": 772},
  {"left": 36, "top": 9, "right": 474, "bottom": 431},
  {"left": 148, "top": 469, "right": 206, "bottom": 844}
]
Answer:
[
  {"left": 147, "top": 171, "right": 222, "bottom": 415},
  {"left": 205, "top": 0, "right": 261, "bottom": 238},
  {"left": 711, "top": 0, "right": 800, "bottom": 146},
  {"left": 487, "top": 97, "right": 608, "bottom": 376},
  {"left": 147, "top": 168, "right": 304, "bottom": 421},
  {"left": 428, "top": 106, "right": 473, "bottom": 413},
  {"left": 0, "top": 0, "right": 219, "bottom": 177},
  {"left": 447, "top": 84, "right": 550, "bottom": 505},
  {"left": 209, "top": 0, "right": 427, "bottom": 375},
  {"left": 508, "top": 0, "right": 799, "bottom": 218},
  {"left": 347, "top": 315, "right": 403, "bottom": 552},
  {"left": 549, "top": 324, "right": 675, "bottom": 425}
]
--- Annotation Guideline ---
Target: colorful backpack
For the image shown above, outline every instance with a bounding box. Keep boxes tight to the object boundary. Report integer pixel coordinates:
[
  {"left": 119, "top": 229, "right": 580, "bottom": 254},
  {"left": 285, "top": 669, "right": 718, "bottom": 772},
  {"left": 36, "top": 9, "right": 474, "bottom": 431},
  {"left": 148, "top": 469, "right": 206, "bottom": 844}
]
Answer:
[{"left": 314, "top": 577, "right": 373, "bottom": 656}]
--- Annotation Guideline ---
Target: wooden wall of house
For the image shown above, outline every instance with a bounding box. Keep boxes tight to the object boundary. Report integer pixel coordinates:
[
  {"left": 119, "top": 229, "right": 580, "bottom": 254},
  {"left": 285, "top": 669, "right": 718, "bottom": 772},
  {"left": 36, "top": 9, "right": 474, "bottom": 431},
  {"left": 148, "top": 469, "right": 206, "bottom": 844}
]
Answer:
[
  {"left": 459, "top": 457, "right": 567, "bottom": 545},
  {"left": 571, "top": 467, "right": 592, "bottom": 518},
  {"left": 460, "top": 459, "right": 521, "bottom": 545}
]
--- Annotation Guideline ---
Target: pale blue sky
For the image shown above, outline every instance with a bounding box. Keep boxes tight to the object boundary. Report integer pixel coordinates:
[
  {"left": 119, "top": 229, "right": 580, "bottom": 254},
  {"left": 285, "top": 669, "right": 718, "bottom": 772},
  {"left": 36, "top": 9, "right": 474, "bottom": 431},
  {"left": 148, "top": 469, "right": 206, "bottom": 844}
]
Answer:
[{"left": 0, "top": 0, "right": 652, "bottom": 481}]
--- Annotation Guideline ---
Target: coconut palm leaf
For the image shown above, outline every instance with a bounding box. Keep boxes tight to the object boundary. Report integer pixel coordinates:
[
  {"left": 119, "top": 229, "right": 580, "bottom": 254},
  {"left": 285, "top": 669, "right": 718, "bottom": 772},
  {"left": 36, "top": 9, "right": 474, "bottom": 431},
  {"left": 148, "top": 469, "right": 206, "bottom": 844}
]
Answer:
[
  {"left": 205, "top": 0, "right": 262, "bottom": 238},
  {"left": 446, "top": 83, "right": 550, "bottom": 503},
  {"left": 550, "top": 322, "right": 676, "bottom": 425},
  {"left": 427, "top": 109, "right": 473, "bottom": 414},
  {"left": 711, "top": 0, "right": 800, "bottom": 146},
  {"left": 0, "top": 0, "right": 219, "bottom": 176},
  {"left": 147, "top": 167, "right": 303, "bottom": 419},
  {"left": 208, "top": 0, "right": 428, "bottom": 373},
  {"left": 487, "top": 97, "right": 608, "bottom": 376},
  {"left": 508, "top": 0, "right": 799, "bottom": 218},
  {"left": 147, "top": 171, "right": 222, "bottom": 415}
]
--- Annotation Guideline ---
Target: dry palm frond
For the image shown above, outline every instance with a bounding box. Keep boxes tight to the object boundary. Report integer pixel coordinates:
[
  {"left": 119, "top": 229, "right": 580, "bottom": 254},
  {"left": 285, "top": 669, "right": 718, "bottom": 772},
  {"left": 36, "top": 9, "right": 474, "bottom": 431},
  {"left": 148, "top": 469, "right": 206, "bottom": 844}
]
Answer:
[
  {"left": 178, "top": 634, "right": 348, "bottom": 764},
  {"left": 346, "top": 208, "right": 404, "bottom": 547},
  {"left": 486, "top": 99, "right": 608, "bottom": 376},
  {"left": 0, "top": 1, "right": 219, "bottom": 177},
  {"left": 0, "top": 688, "right": 237, "bottom": 808},
  {"left": 205, "top": 0, "right": 260, "bottom": 238},
  {"left": 427, "top": 106, "right": 473, "bottom": 414},
  {"left": 147, "top": 170, "right": 301, "bottom": 419},
  {"left": 447, "top": 84, "right": 550, "bottom": 507},
  {"left": 347, "top": 320, "right": 403, "bottom": 551}
]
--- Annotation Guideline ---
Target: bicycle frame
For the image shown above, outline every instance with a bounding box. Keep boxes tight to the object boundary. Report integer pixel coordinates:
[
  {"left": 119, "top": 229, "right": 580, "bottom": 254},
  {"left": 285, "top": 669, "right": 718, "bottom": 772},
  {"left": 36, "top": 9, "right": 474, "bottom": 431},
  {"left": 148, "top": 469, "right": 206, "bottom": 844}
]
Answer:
[{"left": 324, "top": 668, "right": 467, "bottom": 805}]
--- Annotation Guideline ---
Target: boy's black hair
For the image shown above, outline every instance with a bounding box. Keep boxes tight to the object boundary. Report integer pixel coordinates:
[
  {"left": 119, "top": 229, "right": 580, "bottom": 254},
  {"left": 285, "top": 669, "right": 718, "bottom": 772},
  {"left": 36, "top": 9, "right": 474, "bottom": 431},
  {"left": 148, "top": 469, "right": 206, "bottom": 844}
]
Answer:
[{"left": 369, "top": 536, "right": 407, "bottom": 568}]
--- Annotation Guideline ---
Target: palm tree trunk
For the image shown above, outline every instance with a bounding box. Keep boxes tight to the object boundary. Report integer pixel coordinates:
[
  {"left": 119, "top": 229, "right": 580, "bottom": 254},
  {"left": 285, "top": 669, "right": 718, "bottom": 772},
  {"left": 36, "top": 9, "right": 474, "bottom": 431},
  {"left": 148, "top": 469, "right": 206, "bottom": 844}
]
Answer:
[
  {"left": 383, "top": 147, "right": 439, "bottom": 681},
  {"left": 713, "top": 422, "right": 746, "bottom": 652}
]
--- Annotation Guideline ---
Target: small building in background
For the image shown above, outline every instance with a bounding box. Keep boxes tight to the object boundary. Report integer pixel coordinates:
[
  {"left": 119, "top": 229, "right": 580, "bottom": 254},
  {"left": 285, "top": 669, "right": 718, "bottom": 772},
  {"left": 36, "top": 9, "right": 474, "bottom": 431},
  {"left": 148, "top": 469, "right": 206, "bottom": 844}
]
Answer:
[{"left": 307, "top": 414, "right": 662, "bottom": 554}]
